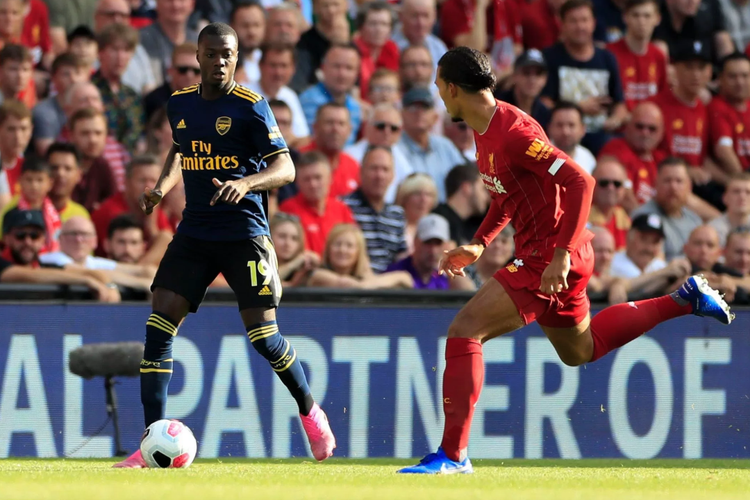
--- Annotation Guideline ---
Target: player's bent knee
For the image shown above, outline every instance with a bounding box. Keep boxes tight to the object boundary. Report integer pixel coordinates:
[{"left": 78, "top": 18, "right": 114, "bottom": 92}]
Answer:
[
  {"left": 447, "top": 314, "right": 483, "bottom": 341},
  {"left": 557, "top": 349, "right": 590, "bottom": 367}
]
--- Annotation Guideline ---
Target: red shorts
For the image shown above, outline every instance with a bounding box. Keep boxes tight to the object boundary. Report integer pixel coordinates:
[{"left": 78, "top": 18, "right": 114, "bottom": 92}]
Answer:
[{"left": 493, "top": 242, "right": 594, "bottom": 328}]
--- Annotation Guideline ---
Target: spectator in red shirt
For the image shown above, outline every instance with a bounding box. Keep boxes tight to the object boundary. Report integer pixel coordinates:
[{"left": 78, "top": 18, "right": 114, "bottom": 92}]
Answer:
[
  {"left": 588, "top": 158, "right": 632, "bottom": 250},
  {"left": 520, "top": 0, "right": 564, "bottom": 51},
  {"left": 649, "top": 39, "right": 723, "bottom": 208},
  {"left": 91, "top": 154, "right": 173, "bottom": 264},
  {"left": 354, "top": 2, "right": 400, "bottom": 101},
  {"left": 279, "top": 151, "right": 356, "bottom": 256},
  {"left": 21, "top": 0, "right": 51, "bottom": 69},
  {"left": 0, "top": 0, "right": 23, "bottom": 49},
  {"left": 301, "top": 103, "right": 360, "bottom": 198},
  {"left": 709, "top": 52, "right": 750, "bottom": 177},
  {"left": 0, "top": 44, "right": 35, "bottom": 109},
  {"left": 607, "top": 0, "right": 667, "bottom": 110},
  {"left": 440, "top": 0, "right": 522, "bottom": 76},
  {"left": 599, "top": 101, "right": 665, "bottom": 209},
  {"left": 68, "top": 108, "right": 118, "bottom": 214},
  {"left": 0, "top": 99, "right": 30, "bottom": 195}
]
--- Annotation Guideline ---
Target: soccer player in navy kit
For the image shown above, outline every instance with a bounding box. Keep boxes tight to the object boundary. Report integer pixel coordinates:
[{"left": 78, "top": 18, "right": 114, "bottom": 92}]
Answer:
[{"left": 114, "top": 23, "right": 336, "bottom": 467}]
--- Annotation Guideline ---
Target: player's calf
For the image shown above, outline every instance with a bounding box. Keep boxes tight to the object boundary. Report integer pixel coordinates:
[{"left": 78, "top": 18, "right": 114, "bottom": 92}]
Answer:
[{"left": 141, "top": 312, "right": 178, "bottom": 427}]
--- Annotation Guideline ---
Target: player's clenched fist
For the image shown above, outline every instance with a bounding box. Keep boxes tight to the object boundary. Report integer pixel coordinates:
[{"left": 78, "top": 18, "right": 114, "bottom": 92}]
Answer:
[
  {"left": 540, "top": 248, "right": 571, "bottom": 295},
  {"left": 211, "top": 177, "right": 249, "bottom": 206},
  {"left": 139, "top": 187, "right": 163, "bottom": 215},
  {"left": 439, "top": 244, "right": 484, "bottom": 278}
]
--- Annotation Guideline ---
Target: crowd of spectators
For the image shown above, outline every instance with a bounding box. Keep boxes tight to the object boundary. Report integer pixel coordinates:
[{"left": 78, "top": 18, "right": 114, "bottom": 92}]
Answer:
[{"left": 0, "top": 0, "right": 749, "bottom": 305}]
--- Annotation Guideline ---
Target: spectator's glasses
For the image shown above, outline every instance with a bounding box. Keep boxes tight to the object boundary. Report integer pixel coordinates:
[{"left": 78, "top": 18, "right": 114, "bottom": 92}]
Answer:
[
  {"left": 61, "top": 230, "right": 96, "bottom": 239},
  {"left": 633, "top": 122, "right": 658, "bottom": 132},
  {"left": 597, "top": 179, "right": 623, "bottom": 188},
  {"left": 96, "top": 10, "right": 130, "bottom": 21},
  {"left": 731, "top": 226, "right": 750, "bottom": 235},
  {"left": 176, "top": 66, "right": 201, "bottom": 76},
  {"left": 374, "top": 122, "right": 400, "bottom": 132},
  {"left": 12, "top": 230, "right": 43, "bottom": 241}
]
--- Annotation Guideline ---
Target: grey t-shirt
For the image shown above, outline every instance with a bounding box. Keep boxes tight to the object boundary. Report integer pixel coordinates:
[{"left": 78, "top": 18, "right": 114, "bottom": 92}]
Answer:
[
  {"left": 139, "top": 22, "right": 198, "bottom": 87},
  {"left": 32, "top": 97, "right": 66, "bottom": 141},
  {"left": 632, "top": 199, "right": 702, "bottom": 261}
]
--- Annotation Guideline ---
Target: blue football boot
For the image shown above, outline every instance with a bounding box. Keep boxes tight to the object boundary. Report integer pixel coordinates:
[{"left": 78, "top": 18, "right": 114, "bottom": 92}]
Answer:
[
  {"left": 397, "top": 447, "right": 473, "bottom": 474},
  {"left": 678, "top": 275, "right": 735, "bottom": 325}
]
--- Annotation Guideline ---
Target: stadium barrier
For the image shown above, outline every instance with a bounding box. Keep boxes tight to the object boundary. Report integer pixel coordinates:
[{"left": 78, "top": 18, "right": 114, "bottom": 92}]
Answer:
[{"left": 0, "top": 290, "right": 748, "bottom": 460}]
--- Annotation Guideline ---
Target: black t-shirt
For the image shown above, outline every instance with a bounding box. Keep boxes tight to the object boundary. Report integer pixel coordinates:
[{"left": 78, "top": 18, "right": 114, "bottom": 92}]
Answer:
[
  {"left": 432, "top": 203, "right": 482, "bottom": 246},
  {"left": 167, "top": 83, "right": 289, "bottom": 241},
  {"left": 653, "top": 0, "right": 727, "bottom": 64},
  {"left": 0, "top": 256, "right": 12, "bottom": 281}
]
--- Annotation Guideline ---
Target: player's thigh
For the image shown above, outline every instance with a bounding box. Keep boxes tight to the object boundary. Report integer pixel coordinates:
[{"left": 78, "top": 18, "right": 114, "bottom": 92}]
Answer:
[
  {"left": 219, "top": 235, "right": 282, "bottom": 314},
  {"left": 151, "top": 233, "right": 221, "bottom": 315},
  {"left": 540, "top": 315, "right": 593, "bottom": 367},
  {"left": 448, "top": 278, "right": 526, "bottom": 342}
]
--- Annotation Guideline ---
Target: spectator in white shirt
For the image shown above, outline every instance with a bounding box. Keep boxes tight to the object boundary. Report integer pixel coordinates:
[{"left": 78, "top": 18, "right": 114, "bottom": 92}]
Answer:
[
  {"left": 40, "top": 216, "right": 155, "bottom": 290},
  {"left": 547, "top": 101, "right": 597, "bottom": 174}
]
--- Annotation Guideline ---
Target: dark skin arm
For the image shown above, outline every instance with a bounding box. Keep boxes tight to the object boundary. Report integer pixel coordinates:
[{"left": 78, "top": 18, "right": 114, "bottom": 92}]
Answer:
[
  {"left": 140, "top": 143, "right": 183, "bottom": 214},
  {"left": 210, "top": 152, "right": 296, "bottom": 206}
]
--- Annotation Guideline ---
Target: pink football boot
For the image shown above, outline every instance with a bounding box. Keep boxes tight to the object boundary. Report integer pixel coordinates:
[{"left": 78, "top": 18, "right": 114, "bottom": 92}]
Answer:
[
  {"left": 112, "top": 449, "right": 147, "bottom": 468},
  {"left": 300, "top": 403, "right": 336, "bottom": 461}
]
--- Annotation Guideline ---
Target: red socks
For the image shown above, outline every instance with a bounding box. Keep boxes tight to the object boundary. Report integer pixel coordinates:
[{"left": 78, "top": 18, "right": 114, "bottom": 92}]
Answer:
[
  {"left": 589, "top": 295, "right": 692, "bottom": 362},
  {"left": 440, "top": 338, "right": 484, "bottom": 462}
]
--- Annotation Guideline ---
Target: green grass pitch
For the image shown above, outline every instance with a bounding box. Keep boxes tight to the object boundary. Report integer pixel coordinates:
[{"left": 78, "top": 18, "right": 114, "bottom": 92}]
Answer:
[{"left": 1, "top": 458, "right": 749, "bottom": 500}]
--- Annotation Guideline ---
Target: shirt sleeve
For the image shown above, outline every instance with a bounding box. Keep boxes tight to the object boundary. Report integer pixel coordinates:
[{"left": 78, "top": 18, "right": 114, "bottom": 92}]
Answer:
[
  {"left": 439, "top": 0, "right": 471, "bottom": 46},
  {"left": 247, "top": 99, "right": 289, "bottom": 161},
  {"left": 540, "top": 47, "right": 560, "bottom": 100},
  {"left": 709, "top": 106, "right": 734, "bottom": 146},
  {"left": 710, "top": 0, "right": 727, "bottom": 32},
  {"left": 605, "top": 49, "right": 625, "bottom": 103},
  {"left": 32, "top": 104, "right": 57, "bottom": 139},
  {"left": 473, "top": 201, "right": 511, "bottom": 246},
  {"left": 507, "top": 128, "right": 596, "bottom": 252}
]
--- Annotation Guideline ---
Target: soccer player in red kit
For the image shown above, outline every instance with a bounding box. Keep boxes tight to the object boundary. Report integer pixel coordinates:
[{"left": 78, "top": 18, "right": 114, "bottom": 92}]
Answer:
[
  {"left": 398, "top": 47, "right": 734, "bottom": 475},
  {"left": 708, "top": 53, "right": 750, "bottom": 174},
  {"left": 606, "top": 0, "right": 666, "bottom": 110}
]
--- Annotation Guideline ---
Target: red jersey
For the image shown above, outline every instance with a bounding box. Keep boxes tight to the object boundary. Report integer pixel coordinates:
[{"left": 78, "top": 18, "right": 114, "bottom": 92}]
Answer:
[
  {"left": 441, "top": 0, "right": 521, "bottom": 71},
  {"left": 588, "top": 205, "right": 630, "bottom": 250},
  {"left": 300, "top": 142, "right": 360, "bottom": 198},
  {"left": 278, "top": 194, "right": 355, "bottom": 256},
  {"left": 2, "top": 157, "right": 23, "bottom": 195},
  {"left": 520, "top": 0, "right": 560, "bottom": 51},
  {"left": 598, "top": 137, "right": 665, "bottom": 204},
  {"left": 649, "top": 90, "right": 707, "bottom": 167},
  {"left": 473, "top": 101, "right": 595, "bottom": 260},
  {"left": 606, "top": 39, "right": 667, "bottom": 110},
  {"left": 707, "top": 95, "right": 750, "bottom": 170},
  {"left": 21, "top": 0, "right": 51, "bottom": 66}
]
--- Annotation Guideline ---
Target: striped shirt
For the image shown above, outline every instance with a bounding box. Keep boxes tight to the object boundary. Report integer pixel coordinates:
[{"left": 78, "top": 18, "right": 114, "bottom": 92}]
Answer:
[{"left": 344, "top": 189, "right": 407, "bottom": 273}]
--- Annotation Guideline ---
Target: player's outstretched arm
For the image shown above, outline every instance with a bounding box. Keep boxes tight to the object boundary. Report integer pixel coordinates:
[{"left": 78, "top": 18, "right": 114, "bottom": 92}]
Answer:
[{"left": 141, "top": 144, "right": 183, "bottom": 214}]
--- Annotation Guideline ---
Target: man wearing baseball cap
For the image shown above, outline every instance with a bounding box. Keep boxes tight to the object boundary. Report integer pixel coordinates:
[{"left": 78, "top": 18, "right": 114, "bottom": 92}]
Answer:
[
  {"left": 0, "top": 207, "right": 121, "bottom": 301},
  {"left": 610, "top": 213, "right": 691, "bottom": 283},
  {"left": 399, "top": 87, "right": 465, "bottom": 201},
  {"left": 495, "top": 49, "right": 552, "bottom": 129},
  {"left": 386, "top": 213, "right": 474, "bottom": 290}
]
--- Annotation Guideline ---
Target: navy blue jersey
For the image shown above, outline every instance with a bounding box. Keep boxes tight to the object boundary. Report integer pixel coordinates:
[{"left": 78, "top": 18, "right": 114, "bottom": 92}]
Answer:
[{"left": 167, "top": 83, "right": 288, "bottom": 241}]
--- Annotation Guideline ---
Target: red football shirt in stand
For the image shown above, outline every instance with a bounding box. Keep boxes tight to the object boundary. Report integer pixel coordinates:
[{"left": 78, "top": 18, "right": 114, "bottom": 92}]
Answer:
[
  {"left": 707, "top": 95, "right": 750, "bottom": 170},
  {"left": 520, "top": 0, "right": 561, "bottom": 51},
  {"left": 278, "top": 193, "right": 355, "bottom": 256},
  {"left": 598, "top": 137, "right": 666, "bottom": 204},
  {"left": 300, "top": 142, "right": 360, "bottom": 198},
  {"left": 441, "top": 0, "right": 521, "bottom": 72},
  {"left": 607, "top": 39, "right": 667, "bottom": 110},
  {"left": 473, "top": 100, "right": 594, "bottom": 259},
  {"left": 21, "top": 0, "right": 51, "bottom": 66},
  {"left": 649, "top": 90, "right": 707, "bottom": 167}
]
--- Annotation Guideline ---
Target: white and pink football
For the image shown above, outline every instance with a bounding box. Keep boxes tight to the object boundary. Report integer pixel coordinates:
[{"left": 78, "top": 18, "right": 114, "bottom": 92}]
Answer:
[{"left": 140, "top": 419, "right": 197, "bottom": 468}]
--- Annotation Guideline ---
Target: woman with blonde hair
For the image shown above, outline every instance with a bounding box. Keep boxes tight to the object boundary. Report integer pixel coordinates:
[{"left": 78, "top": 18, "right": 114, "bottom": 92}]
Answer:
[
  {"left": 309, "top": 224, "right": 414, "bottom": 288},
  {"left": 396, "top": 173, "right": 439, "bottom": 254},
  {"left": 270, "top": 213, "right": 321, "bottom": 287}
]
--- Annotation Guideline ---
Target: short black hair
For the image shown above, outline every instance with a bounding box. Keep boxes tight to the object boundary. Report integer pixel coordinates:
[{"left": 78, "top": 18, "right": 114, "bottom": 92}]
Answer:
[
  {"left": 437, "top": 47, "right": 496, "bottom": 93},
  {"left": 268, "top": 98, "right": 291, "bottom": 112},
  {"left": 21, "top": 156, "right": 50, "bottom": 175},
  {"left": 45, "top": 142, "right": 80, "bottom": 164},
  {"left": 550, "top": 101, "right": 584, "bottom": 122},
  {"left": 107, "top": 215, "right": 143, "bottom": 240},
  {"left": 623, "top": 0, "right": 659, "bottom": 12},
  {"left": 719, "top": 52, "right": 750, "bottom": 73},
  {"left": 559, "top": 0, "right": 594, "bottom": 19},
  {"left": 362, "top": 144, "right": 393, "bottom": 165},
  {"left": 445, "top": 163, "right": 480, "bottom": 198},
  {"left": 323, "top": 43, "right": 360, "bottom": 63},
  {"left": 198, "top": 22, "right": 239, "bottom": 46},
  {"left": 230, "top": 0, "right": 265, "bottom": 25},
  {"left": 657, "top": 156, "right": 688, "bottom": 172},
  {"left": 260, "top": 42, "right": 296, "bottom": 65}
]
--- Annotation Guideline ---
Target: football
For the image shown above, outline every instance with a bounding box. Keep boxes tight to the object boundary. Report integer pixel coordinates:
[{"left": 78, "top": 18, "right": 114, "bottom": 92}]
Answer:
[{"left": 139, "top": 419, "right": 197, "bottom": 468}]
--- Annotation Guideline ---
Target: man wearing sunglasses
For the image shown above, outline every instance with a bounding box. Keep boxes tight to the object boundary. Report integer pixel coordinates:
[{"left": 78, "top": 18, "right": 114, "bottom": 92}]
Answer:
[
  {"left": 588, "top": 159, "right": 631, "bottom": 250},
  {"left": 144, "top": 42, "right": 202, "bottom": 121}
]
